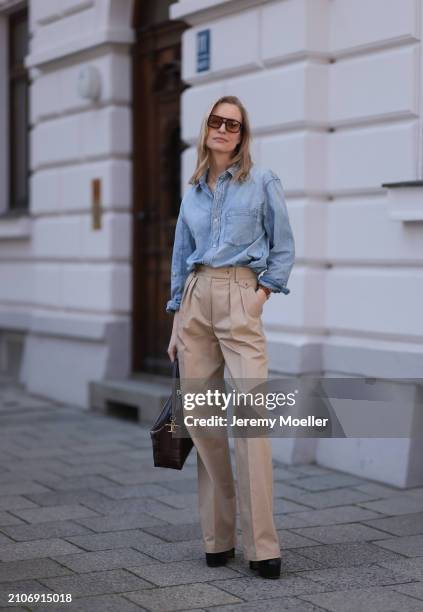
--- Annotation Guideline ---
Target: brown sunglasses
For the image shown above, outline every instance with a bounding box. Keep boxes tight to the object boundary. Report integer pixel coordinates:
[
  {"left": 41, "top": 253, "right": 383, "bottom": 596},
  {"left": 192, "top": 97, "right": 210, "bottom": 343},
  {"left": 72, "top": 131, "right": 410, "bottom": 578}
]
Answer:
[{"left": 207, "top": 114, "right": 243, "bottom": 133}]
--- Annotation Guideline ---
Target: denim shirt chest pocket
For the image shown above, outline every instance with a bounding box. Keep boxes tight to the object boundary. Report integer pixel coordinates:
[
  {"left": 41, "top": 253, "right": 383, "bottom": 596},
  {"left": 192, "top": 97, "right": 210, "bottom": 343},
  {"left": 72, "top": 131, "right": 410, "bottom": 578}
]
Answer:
[{"left": 223, "top": 207, "right": 260, "bottom": 247}]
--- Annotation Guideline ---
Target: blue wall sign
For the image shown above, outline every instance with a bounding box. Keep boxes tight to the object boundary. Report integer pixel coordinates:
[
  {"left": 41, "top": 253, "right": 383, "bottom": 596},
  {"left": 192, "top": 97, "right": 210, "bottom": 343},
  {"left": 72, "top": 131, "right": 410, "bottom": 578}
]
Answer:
[{"left": 197, "top": 29, "right": 210, "bottom": 73}]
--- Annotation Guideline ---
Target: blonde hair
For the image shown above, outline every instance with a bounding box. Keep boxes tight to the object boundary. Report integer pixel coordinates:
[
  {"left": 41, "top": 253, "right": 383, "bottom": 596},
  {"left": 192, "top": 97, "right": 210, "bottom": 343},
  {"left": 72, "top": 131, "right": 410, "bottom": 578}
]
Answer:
[{"left": 189, "top": 95, "right": 253, "bottom": 185}]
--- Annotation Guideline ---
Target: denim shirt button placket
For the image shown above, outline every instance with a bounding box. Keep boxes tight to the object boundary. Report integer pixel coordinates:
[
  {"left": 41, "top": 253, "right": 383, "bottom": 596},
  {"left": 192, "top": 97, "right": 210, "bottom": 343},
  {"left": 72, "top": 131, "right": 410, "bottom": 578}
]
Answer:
[{"left": 212, "top": 182, "right": 222, "bottom": 249}]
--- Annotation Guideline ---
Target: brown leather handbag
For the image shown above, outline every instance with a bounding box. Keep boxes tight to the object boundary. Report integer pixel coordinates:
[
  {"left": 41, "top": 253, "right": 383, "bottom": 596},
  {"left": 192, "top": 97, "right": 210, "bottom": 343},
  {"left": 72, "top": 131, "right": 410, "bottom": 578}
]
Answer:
[{"left": 150, "top": 357, "right": 193, "bottom": 469}]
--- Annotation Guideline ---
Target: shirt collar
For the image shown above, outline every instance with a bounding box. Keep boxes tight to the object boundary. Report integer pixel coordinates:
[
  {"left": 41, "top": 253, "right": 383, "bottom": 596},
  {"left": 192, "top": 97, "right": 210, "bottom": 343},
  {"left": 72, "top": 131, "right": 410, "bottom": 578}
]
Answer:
[{"left": 197, "top": 161, "right": 240, "bottom": 191}]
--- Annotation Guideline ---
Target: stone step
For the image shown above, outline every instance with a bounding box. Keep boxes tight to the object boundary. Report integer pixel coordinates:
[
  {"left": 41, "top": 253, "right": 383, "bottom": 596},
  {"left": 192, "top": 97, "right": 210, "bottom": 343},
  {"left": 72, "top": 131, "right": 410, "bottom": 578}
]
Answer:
[{"left": 89, "top": 373, "right": 172, "bottom": 424}]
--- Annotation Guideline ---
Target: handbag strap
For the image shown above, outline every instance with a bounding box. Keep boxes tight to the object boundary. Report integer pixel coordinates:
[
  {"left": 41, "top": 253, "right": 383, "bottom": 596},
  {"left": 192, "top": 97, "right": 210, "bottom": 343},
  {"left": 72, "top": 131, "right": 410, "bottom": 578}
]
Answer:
[{"left": 171, "top": 357, "right": 181, "bottom": 417}]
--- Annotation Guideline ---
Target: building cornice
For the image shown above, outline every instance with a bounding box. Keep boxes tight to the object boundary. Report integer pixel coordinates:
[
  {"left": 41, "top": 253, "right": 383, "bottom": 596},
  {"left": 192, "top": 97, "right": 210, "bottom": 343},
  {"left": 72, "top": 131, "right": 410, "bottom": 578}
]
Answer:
[
  {"left": 382, "top": 181, "right": 423, "bottom": 221},
  {"left": 25, "top": 28, "right": 134, "bottom": 69},
  {"left": 170, "top": 0, "right": 274, "bottom": 25}
]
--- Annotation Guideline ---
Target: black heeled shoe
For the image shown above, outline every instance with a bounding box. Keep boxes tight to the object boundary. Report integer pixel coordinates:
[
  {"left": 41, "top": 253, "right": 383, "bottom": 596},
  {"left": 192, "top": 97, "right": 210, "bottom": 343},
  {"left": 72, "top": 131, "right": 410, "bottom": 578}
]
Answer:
[
  {"left": 249, "top": 557, "right": 281, "bottom": 579},
  {"left": 205, "top": 547, "right": 235, "bottom": 567}
]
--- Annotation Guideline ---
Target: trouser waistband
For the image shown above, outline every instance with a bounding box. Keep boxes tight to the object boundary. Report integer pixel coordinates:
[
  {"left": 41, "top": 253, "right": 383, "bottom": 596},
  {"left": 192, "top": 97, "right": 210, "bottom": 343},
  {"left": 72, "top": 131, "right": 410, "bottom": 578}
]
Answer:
[{"left": 194, "top": 264, "right": 257, "bottom": 280}]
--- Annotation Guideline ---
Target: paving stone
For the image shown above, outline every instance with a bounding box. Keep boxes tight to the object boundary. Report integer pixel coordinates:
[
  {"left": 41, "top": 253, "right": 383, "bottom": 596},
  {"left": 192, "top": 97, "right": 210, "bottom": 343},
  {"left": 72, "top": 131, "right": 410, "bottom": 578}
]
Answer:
[
  {"left": 87, "top": 460, "right": 152, "bottom": 475},
  {"left": 203, "top": 598, "right": 324, "bottom": 612},
  {"left": 373, "top": 535, "right": 423, "bottom": 557},
  {"left": 0, "top": 495, "right": 39, "bottom": 511},
  {"left": 43, "top": 475, "right": 119, "bottom": 491},
  {"left": 129, "top": 559, "right": 241, "bottom": 586},
  {"left": 104, "top": 468, "right": 198, "bottom": 486},
  {"left": 59, "top": 452, "right": 129, "bottom": 467},
  {"left": 358, "top": 496, "right": 423, "bottom": 516},
  {"left": 0, "top": 520, "right": 92, "bottom": 542},
  {"left": 9, "top": 448, "right": 71, "bottom": 461},
  {"left": 0, "top": 512, "right": 23, "bottom": 527},
  {"left": 287, "top": 464, "right": 334, "bottom": 477},
  {"left": 44, "top": 463, "right": 128, "bottom": 478},
  {"left": 300, "top": 562, "right": 416, "bottom": 590},
  {"left": 290, "top": 523, "right": 390, "bottom": 544},
  {"left": 21, "top": 474, "right": 64, "bottom": 489},
  {"left": 408, "top": 488, "right": 423, "bottom": 501},
  {"left": 278, "top": 550, "right": 323, "bottom": 573},
  {"left": 0, "top": 479, "right": 62, "bottom": 495},
  {"left": 10, "top": 504, "right": 99, "bottom": 524},
  {"left": 393, "top": 582, "right": 423, "bottom": 601},
  {"left": 274, "top": 482, "right": 312, "bottom": 500},
  {"left": 54, "top": 442, "right": 132, "bottom": 457},
  {"left": 272, "top": 466, "right": 311, "bottom": 481},
  {"left": 294, "top": 542, "right": 406, "bottom": 568},
  {"left": 0, "top": 533, "right": 13, "bottom": 547},
  {"left": 278, "top": 499, "right": 312, "bottom": 513},
  {"left": 136, "top": 540, "right": 206, "bottom": 562},
  {"left": 275, "top": 505, "right": 381, "bottom": 529},
  {"left": 159, "top": 479, "right": 199, "bottom": 494},
  {"left": 276, "top": 530, "right": 320, "bottom": 549},
  {"left": 93, "top": 483, "right": 172, "bottom": 500},
  {"left": 125, "top": 583, "right": 242, "bottom": 610},
  {"left": 143, "top": 506, "right": 201, "bottom": 525},
  {"left": 0, "top": 538, "right": 83, "bottom": 562},
  {"left": 80, "top": 497, "right": 173, "bottom": 516},
  {"left": 362, "top": 512, "right": 423, "bottom": 537},
  {"left": 0, "top": 471, "right": 55, "bottom": 487},
  {"left": 66, "top": 529, "right": 164, "bottom": 551},
  {"left": 142, "top": 522, "right": 203, "bottom": 543},
  {"left": 164, "top": 609, "right": 207, "bottom": 612},
  {"left": 293, "top": 474, "right": 365, "bottom": 492},
  {"left": 289, "top": 463, "right": 337, "bottom": 476},
  {"left": 277, "top": 486, "right": 376, "bottom": 509},
  {"left": 354, "top": 482, "right": 405, "bottom": 498},
  {"left": 151, "top": 493, "right": 199, "bottom": 509},
  {"left": 97, "top": 442, "right": 151, "bottom": 454},
  {"left": 0, "top": 580, "right": 53, "bottom": 607},
  {"left": 301, "top": 585, "right": 423, "bottom": 612},
  {"left": 74, "top": 512, "right": 166, "bottom": 532},
  {"left": 2, "top": 459, "right": 76, "bottom": 475},
  {"left": 0, "top": 559, "right": 73, "bottom": 583},
  {"left": 378, "top": 557, "right": 423, "bottom": 581},
  {"left": 40, "top": 593, "right": 146, "bottom": 612},
  {"left": 209, "top": 575, "right": 326, "bottom": 600},
  {"left": 273, "top": 514, "right": 314, "bottom": 529},
  {"left": 25, "top": 489, "right": 112, "bottom": 508},
  {"left": 52, "top": 548, "right": 155, "bottom": 573},
  {"left": 40, "top": 568, "right": 152, "bottom": 597},
  {"left": 204, "top": 555, "right": 254, "bottom": 578}
]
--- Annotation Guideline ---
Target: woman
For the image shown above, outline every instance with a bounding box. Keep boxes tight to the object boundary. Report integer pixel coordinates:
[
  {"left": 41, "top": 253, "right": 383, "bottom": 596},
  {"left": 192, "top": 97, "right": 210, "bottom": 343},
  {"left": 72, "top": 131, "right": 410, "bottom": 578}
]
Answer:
[{"left": 166, "top": 95, "right": 295, "bottom": 579}]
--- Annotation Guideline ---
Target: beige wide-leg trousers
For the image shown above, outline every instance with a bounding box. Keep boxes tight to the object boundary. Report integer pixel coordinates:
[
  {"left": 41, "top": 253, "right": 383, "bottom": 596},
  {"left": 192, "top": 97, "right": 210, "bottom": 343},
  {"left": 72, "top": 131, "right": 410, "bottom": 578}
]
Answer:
[{"left": 176, "top": 264, "right": 281, "bottom": 562}]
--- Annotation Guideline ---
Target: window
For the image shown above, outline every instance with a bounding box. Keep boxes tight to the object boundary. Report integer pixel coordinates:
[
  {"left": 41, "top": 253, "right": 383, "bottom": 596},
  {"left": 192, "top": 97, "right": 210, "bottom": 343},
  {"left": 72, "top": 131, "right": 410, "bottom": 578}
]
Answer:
[{"left": 8, "top": 7, "right": 29, "bottom": 213}]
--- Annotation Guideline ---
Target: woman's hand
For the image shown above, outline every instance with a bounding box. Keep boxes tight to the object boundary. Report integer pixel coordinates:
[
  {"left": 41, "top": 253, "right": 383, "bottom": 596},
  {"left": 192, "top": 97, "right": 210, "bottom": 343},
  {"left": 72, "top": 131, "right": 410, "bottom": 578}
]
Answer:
[
  {"left": 255, "top": 287, "right": 267, "bottom": 312},
  {"left": 245, "top": 286, "right": 267, "bottom": 318},
  {"left": 255, "top": 287, "right": 269, "bottom": 308},
  {"left": 167, "top": 311, "right": 180, "bottom": 362}
]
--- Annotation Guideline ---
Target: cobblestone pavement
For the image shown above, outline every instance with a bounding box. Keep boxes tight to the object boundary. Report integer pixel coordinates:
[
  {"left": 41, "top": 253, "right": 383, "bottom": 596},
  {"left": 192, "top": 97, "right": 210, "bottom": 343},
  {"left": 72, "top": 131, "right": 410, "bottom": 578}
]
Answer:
[{"left": 1, "top": 374, "right": 423, "bottom": 612}]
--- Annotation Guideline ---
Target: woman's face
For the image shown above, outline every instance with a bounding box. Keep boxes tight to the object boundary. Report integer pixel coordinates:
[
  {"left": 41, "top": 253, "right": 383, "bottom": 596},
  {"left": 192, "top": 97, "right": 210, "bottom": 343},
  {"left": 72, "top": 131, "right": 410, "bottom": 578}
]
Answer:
[{"left": 206, "top": 103, "right": 243, "bottom": 156}]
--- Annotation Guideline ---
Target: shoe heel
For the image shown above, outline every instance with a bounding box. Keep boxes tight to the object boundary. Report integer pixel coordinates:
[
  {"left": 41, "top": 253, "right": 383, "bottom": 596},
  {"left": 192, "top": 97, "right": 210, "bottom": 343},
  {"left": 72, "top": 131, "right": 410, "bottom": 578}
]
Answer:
[
  {"left": 205, "top": 547, "right": 235, "bottom": 567},
  {"left": 259, "top": 558, "right": 281, "bottom": 579},
  {"left": 249, "top": 558, "right": 281, "bottom": 579}
]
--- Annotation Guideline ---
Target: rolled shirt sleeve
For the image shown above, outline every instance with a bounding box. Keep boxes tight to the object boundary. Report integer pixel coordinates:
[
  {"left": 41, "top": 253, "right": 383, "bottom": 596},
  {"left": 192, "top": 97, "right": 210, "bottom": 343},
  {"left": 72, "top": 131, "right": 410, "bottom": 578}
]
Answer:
[
  {"left": 258, "top": 173, "right": 295, "bottom": 295},
  {"left": 166, "top": 202, "right": 196, "bottom": 314}
]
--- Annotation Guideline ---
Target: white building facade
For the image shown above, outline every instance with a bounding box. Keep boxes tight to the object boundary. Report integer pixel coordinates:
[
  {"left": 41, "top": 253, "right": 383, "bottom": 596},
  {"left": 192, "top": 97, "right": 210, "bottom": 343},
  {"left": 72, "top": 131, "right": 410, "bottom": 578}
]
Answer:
[{"left": 0, "top": 0, "right": 422, "bottom": 487}]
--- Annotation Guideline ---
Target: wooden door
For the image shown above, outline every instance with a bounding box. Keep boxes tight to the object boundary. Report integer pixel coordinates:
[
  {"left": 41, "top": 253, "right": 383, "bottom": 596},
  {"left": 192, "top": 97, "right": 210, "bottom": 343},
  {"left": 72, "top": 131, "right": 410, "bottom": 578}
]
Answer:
[{"left": 132, "top": 12, "right": 188, "bottom": 375}]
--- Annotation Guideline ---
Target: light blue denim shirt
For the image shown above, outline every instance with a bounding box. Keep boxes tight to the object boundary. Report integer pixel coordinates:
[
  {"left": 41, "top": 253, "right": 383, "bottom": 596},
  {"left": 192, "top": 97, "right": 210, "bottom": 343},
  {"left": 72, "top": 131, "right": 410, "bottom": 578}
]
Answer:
[{"left": 166, "top": 162, "right": 295, "bottom": 313}]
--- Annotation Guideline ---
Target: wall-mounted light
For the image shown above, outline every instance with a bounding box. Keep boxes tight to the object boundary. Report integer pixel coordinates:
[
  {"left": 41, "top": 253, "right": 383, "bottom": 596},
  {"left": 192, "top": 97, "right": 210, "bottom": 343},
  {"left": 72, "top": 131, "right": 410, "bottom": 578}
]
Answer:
[{"left": 77, "top": 65, "right": 101, "bottom": 101}]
